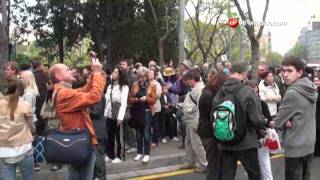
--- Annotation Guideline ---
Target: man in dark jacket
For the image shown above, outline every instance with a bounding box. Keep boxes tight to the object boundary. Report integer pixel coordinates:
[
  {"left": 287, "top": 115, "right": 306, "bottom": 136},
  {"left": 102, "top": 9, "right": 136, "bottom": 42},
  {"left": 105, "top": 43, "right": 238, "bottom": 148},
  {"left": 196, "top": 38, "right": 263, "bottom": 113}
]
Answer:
[
  {"left": 217, "top": 62, "right": 266, "bottom": 180},
  {"left": 32, "top": 60, "right": 49, "bottom": 135},
  {"left": 119, "top": 59, "right": 137, "bottom": 153}
]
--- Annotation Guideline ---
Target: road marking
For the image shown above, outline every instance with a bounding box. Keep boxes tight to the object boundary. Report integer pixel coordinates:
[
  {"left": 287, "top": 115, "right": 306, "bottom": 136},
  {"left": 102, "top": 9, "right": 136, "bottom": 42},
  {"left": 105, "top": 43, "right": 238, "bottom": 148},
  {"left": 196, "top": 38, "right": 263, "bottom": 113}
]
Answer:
[
  {"left": 132, "top": 153, "right": 285, "bottom": 179},
  {"left": 129, "top": 169, "right": 194, "bottom": 180}
]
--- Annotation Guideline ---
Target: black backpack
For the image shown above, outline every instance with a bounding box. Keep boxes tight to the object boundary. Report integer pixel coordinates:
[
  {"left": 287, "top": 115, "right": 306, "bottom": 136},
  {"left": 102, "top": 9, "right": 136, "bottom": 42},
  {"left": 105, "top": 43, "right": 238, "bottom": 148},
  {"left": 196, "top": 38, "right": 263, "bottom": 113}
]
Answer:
[{"left": 210, "top": 85, "right": 247, "bottom": 145}]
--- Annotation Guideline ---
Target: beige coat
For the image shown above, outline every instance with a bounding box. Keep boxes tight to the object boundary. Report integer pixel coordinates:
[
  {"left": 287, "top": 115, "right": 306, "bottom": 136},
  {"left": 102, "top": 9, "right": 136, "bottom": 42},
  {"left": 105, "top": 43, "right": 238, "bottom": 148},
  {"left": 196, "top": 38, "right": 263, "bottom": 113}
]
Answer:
[{"left": 0, "top": 97, "right": 34, "bottom": 147}]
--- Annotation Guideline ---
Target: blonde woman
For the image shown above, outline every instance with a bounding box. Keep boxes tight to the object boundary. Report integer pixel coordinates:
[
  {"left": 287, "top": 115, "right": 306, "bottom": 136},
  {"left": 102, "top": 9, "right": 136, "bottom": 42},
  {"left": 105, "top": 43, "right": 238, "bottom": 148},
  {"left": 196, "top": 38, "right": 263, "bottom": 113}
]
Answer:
[
  {"left": 20, "top": 70, "right": 40, "bottom": 171},
  {"left": 0, "top": 79, "right": 35, "bottom": 180},
  {"left": 20, "top": 70, "right": 39, "bottom": 124}
]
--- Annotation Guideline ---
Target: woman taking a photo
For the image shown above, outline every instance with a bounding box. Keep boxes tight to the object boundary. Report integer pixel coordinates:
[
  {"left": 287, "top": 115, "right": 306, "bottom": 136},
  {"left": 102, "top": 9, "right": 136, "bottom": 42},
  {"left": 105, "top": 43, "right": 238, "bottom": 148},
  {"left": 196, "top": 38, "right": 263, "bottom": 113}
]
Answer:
[
  {"left": 104, "top": 66, "right": 129, "bottom": 164},
  {"left": 0, "top": 79, "right": 35, "bottom": 180}
]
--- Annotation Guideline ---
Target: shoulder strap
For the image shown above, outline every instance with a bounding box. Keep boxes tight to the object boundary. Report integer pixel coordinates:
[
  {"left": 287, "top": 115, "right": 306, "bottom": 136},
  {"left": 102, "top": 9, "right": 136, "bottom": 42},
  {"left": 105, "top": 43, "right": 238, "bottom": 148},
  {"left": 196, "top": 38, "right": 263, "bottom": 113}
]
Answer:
[
  {"left": 52, "top": 88, "right": 62, "bottom": 115},
  {"left": 189, "top": 93, "right": 197, "bottom": 105}
]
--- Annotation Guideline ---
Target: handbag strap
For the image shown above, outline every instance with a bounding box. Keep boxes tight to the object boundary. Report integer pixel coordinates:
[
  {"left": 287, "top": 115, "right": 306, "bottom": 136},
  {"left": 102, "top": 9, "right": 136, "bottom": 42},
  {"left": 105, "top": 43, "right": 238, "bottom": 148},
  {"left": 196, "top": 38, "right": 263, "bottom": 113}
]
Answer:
[{"left": 50, "top": 89, "right": 61, "bottom": 120}]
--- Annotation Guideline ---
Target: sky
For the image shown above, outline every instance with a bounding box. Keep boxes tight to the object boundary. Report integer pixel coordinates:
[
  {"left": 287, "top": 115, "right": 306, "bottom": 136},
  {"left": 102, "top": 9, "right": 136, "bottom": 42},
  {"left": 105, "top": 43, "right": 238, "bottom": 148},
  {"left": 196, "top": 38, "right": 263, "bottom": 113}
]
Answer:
[
  {"left": 186, "top": 0, "right": 320, "bottom": 55},
  {"left": 250, "top": 0, "right": 320, "bottom": 55}
]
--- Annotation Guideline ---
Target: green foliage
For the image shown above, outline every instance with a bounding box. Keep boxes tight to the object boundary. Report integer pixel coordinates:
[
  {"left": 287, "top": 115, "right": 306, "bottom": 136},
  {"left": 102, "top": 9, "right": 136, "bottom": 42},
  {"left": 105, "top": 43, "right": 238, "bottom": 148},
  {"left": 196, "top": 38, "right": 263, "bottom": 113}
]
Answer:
[
  {"left": 285, "top": 42, "right": 307, "bottom": 59},
  {"left": 15, "top": 42, "right": 40, "bottom": 66},
  {"left": 11, "top": 0, "right": 179, "bottom": 67},
  {"left": 266, "top": 51, "right": 283, "bottom": 66}
]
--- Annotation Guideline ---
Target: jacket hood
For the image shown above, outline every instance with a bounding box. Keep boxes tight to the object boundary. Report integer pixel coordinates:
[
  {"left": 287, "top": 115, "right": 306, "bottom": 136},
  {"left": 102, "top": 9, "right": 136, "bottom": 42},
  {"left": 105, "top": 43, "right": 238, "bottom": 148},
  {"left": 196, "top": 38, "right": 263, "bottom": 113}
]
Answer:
[
  {"left": 288, "top": 77, "right": 317, "bottom": 103},
  {"left": 221, "top": 77, "right": 244, "bottom": 94}
]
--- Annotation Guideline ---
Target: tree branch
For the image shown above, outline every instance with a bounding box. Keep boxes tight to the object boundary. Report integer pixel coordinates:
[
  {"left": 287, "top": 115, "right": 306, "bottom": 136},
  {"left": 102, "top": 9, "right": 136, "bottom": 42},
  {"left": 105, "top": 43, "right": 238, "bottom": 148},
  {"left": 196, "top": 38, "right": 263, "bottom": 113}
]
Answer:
[
  {"left": 256, "top": 0, "right": 269, "bottom": 41},
  {"left": 246, "top": 0, "right": 253, "bottom": 21},
  {"left": 147, "top": 0, "right": 159, "bottom": 34},
  {"left": 206, "top": 8, "right": 223, "bottom": 55}
]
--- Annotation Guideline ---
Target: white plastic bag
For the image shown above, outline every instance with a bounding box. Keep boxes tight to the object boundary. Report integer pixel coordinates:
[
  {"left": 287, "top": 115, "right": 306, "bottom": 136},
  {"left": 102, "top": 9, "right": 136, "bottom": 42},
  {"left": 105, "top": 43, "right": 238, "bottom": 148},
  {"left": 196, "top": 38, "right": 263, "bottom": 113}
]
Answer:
[{"left": 263, "top": 128, "right": 281, "bottom": 153}]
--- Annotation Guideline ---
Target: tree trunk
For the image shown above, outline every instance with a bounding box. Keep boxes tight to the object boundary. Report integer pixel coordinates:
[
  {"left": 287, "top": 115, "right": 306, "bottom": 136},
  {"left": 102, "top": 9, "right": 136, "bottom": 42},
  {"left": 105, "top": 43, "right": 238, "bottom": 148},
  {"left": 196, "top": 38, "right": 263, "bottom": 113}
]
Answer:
[
  {"left": 250, "top": 40, "right": 260, "bottom": 80},
  {"left": 106, "top": 0, "right": 113, "bottom": 68},
  {"left": 202, "top": 53, "right": 207, "bottom": 64},
  {"left": 159, "top": 37, "right": 165, "bottom": 69},
  {"left": 0, "top": 0, "right": 9, "bottom": 93},
  {"left": 58, "top": 33, "right": 64, "bottom": 63}
]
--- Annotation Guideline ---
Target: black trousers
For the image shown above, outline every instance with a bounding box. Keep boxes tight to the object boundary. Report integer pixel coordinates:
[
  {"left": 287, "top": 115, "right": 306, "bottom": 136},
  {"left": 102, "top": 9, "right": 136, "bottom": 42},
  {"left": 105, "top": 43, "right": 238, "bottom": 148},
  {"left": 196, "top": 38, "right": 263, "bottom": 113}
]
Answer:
[
  {"left": 221, "top": 148, "right": 261, "bottom": 180},
  {"left": 314, "top": 129, "right": 320, "bottom": 156},
  {"left": 106, "top": 118, "right": 124, "bottom": 160},
  {"left": 160, "top": 108, "right": 177, "bottom": 139},
  {"left": 93, "top": 142, "right": 106, "bottom": 180},
  {"left": 285, "top": 154, "right": 312, "bottom": 180},
  {"left": 201, "top": 137, "right": 222, "bottom": 180}
]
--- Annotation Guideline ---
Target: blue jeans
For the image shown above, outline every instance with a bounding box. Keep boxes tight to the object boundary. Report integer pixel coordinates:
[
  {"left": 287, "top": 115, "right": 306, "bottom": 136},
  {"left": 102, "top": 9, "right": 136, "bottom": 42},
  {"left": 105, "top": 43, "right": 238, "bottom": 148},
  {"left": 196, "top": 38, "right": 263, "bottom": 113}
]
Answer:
[
  {"left": 0, "top": 153, "right": 34, "bottom": 180},
  {"left": 136, "top": 111, "right": 152, "bottom": 155},
  {"left": 67, "top": 148, "right": 97, "bottom": 180}
]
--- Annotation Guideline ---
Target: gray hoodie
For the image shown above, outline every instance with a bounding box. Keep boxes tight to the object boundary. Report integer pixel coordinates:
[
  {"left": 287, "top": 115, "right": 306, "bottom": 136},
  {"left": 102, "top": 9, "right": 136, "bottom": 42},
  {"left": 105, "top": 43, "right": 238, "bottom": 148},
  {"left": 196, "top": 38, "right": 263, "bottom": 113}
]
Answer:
[{"left": 275, "top": 77, "right": 317, "bottom": 158}]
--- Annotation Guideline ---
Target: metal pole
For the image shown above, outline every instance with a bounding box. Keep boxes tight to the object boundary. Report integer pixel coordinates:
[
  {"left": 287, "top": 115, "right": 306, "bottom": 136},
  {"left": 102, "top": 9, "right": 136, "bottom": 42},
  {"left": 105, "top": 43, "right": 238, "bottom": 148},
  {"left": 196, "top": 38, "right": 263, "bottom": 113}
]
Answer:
[{"left": 178, "top": 0, "right": 185, "bottom": 65}]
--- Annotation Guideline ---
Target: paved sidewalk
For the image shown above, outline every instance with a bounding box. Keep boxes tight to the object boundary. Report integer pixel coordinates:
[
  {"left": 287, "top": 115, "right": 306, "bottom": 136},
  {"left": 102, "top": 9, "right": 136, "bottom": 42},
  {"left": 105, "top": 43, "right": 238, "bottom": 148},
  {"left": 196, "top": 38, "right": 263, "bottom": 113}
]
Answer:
[{"left": 12, "top": 140, "right": 187, "bottom": 180}]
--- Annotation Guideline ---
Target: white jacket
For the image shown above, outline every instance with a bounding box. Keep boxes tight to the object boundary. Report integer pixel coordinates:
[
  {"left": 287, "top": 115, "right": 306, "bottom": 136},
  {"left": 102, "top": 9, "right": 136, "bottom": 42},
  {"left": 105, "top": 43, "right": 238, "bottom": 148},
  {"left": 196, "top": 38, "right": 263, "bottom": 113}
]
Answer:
[
  {"left": 104, "top": 83, "right": 129, "bottom": 121},
  {"left": 259, "top": 80, "right": 281, "bottom": 116}
]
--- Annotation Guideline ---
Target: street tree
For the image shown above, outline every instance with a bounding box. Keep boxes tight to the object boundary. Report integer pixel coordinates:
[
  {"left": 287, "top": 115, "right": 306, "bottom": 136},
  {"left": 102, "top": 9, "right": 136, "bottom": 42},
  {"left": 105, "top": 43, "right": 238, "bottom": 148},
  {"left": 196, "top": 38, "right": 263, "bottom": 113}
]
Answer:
[
  {"left": 184, "top": 0, "right": 229, "bottom": 64},
  {"left": 233, "top": 0, "right": 270, "bottom": 79}
]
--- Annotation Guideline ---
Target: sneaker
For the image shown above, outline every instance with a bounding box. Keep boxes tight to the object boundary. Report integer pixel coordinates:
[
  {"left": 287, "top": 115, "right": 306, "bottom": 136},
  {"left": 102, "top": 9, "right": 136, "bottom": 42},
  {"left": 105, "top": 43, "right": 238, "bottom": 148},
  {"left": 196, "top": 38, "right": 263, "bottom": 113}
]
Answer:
[
  {"left": 51, "top": 164, "right": 62, "bottom": 172},
  {"left": 172, "top": 137, "right": 179, "bottom": 141},
  {"left": 133, "top": 154, "right": 143, "bottom": 161},
  {"left": 126, "top": 147, "right": 137, "bottom": 153},
  {"left": 105, "top": 156, "right": 111, "bottom": 162},
  {"left": 142, "top": 155, "right": 150, "bottom": 163},
  {"left": 111, "top": 157, "right": 123, "bottom": 164},
  {"left": 150, "top": 143, "right": 158, "bottom": 148},
  {"left": 194, "top": 166, "right": 207, "bottom": 173},
  {"left": 180, "top": 163, "right": 194, "bottom": 170},
  {"left": 34, "top": 163, "right": 41, "bottom": 171},
  {"left": 161, "top": 138, "right": 168, "bottom": 144}
]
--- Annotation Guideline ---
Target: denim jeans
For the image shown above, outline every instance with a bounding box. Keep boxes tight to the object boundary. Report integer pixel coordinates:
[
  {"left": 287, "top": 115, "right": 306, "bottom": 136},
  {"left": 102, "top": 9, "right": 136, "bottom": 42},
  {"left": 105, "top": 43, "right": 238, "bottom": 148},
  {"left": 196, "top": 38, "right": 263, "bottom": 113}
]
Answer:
[
  {"left": 0, "top": 153, "right": 34, "bottom": 180},
  {"left": 136, "top": 111, "right": 152, "bottom": 155},
  {"left": 67, "top": 148, "right": 97, "bottom": 180}
]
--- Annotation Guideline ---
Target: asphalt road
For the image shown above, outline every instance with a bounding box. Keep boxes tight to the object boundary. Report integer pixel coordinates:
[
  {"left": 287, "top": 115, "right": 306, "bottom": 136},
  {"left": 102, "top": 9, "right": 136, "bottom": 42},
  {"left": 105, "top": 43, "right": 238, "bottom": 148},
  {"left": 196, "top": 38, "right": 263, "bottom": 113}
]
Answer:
[{"left": 144, "top": 155, "right": 320, "bottom": 180}]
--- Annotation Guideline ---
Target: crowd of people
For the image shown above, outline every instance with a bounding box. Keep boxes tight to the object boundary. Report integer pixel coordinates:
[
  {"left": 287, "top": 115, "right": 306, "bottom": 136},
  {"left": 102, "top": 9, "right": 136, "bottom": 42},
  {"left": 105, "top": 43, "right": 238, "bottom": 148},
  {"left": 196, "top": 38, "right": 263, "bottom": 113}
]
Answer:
[{"left": 0, "top": 54, "right": 319, "bottom": 180}]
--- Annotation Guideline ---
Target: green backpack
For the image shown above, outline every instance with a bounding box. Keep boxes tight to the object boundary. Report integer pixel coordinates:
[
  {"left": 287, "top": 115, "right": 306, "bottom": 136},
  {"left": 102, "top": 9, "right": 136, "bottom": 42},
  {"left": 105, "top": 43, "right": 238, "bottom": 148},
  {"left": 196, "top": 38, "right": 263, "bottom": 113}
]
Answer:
[
  {"left": 212, "top": 100, "right": 236, "bottom": 141},
  {"left": 211, "top": 87, "right": 246, "bottom": 144}
]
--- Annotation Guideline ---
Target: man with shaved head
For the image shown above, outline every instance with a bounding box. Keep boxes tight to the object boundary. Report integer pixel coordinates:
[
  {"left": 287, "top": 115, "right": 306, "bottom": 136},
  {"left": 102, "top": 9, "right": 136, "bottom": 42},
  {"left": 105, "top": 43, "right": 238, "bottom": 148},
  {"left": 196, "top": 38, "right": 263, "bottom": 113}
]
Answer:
[{"left": 49, "top": 53, "right": 106, "bottom": 180}]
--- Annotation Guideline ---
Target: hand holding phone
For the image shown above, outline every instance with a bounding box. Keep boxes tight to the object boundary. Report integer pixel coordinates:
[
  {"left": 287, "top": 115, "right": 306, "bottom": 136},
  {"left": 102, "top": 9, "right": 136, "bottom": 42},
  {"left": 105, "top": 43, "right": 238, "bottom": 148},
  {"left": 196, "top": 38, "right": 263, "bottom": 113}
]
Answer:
[{"left": 89, "top": 51, "right": 102, "bottom": 74}]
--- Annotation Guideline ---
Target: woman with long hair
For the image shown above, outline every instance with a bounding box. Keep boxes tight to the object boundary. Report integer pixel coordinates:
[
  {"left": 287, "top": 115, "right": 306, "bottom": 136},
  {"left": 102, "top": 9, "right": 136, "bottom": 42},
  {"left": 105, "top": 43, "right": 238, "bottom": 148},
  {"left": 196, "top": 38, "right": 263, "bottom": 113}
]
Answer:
[
  {"left": 128, "top": 66, "right": 157, "bottom": 163},
  {"left": 0, "top": 79, "right": 35, "bottom": 180},
  {"left": 197, "top": 68, "right": 227, "bottom": 179},
  {"left": 20, "top": 70, "right": 39, "bottom": 125},
  {"left": 20, "top": 70, "right": 41, "bottom": 171},
  {"left": 104, "top": 66, "right": 129, "bottom": 163},
  {"left": 147, "top": 68, "right": 162, "bottom": 148}
]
